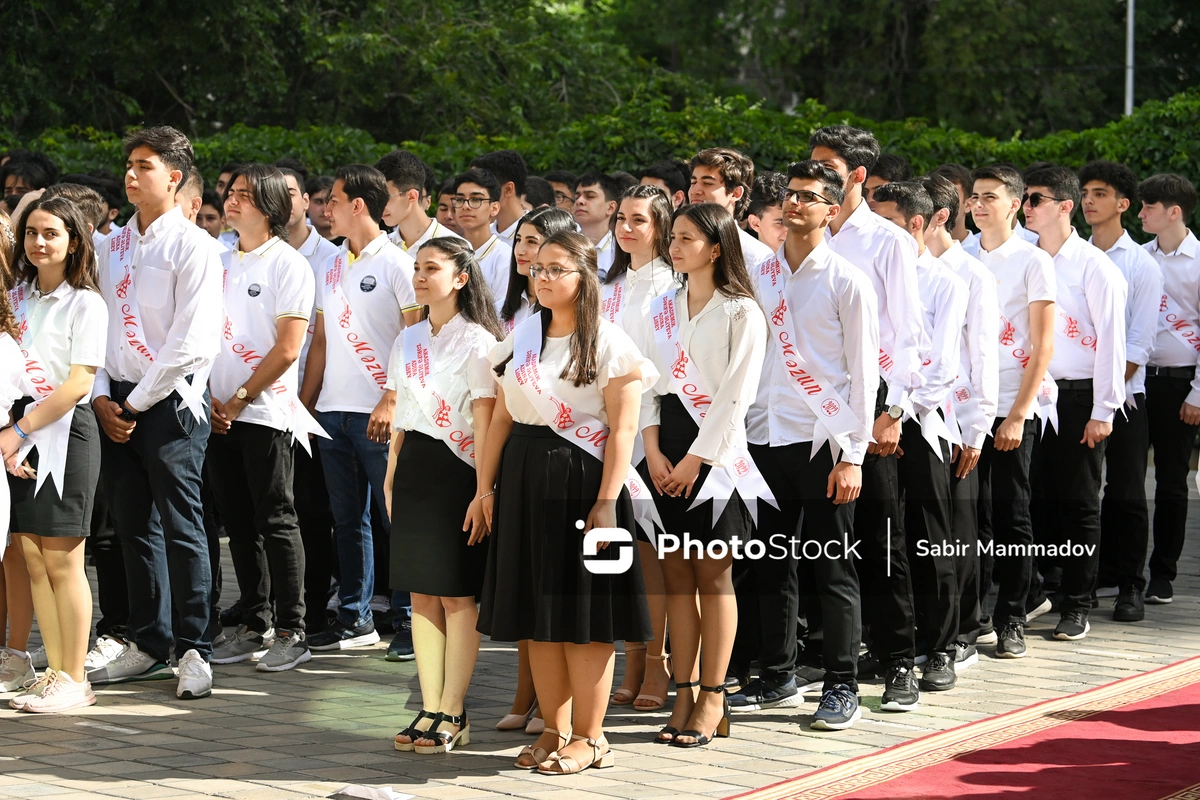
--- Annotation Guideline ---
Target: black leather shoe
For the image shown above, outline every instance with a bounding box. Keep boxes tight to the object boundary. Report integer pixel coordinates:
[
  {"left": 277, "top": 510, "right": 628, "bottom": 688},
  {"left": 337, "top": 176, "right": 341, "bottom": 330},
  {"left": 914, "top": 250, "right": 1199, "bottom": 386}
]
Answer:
[
  {"left": 919, "top": 651, "right": 956, "bottom": 692},
  {"left": 1113, "top": 588, "right": 1145, "bottom": 622}
]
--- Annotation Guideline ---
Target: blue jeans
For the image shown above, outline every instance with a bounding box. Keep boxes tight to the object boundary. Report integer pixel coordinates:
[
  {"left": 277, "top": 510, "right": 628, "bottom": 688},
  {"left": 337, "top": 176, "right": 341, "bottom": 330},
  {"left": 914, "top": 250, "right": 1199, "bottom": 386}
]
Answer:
[
  {"left": 102, "top": 382, "right": 213, "bottom": 662},
  {"left": 316, "top": 411, "right": 392, "bottom": 628}
]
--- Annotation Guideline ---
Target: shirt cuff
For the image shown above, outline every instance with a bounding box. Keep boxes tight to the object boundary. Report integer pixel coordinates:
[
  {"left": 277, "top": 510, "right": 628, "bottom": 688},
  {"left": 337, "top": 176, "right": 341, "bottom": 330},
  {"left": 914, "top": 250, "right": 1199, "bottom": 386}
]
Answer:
[
  {"left": 885, "top": 382, "right": 907, "bottom": 409},
  {"left": 1126, "top": 345, "right": 1150, "bottom": 366},
  {"left": 1090, "top": 404, "right": 1116, "bottom": 424},
  {"left": 842, "top": 441, "right": 867, "bottom": 465},
  {"left": 966, "top": 425, "right": 989, "bottom": 451},
  {"left": 1187, "top": 388, "right": 1200, "bottom": 408},
  {"left": 126, "top": 385, "right": 156, "bottom": 414},
  {"left": 92, "top": 370, "right": 111, "bottom": 401}
]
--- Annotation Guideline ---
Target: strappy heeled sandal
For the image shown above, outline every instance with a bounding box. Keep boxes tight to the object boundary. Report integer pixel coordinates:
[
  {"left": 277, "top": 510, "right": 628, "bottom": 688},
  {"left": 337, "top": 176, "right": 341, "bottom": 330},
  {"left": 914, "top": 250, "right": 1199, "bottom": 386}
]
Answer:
[
  {"left": 633, "top": 653, "right": 673, "bottom": 711},
  {"left": 414, "top": 709, "right": 471, "bottom": 754},
  {"left": 394, "top": 709, "right": 438, "bottom": 752},
  {"left": 669, "top": 684, "right": 731, "bottom": 748},
  {"left": 612, "top": 643, "right": 647, "bottom": 705},
  {"left": 515, "top": 726, "right": 569, "bottom": 769},
  {"left": 654, "top": 680, "right": 698, "bottom": 743},
  {"left": 536, "top": 735, "right": 615, "bottom": 775}
]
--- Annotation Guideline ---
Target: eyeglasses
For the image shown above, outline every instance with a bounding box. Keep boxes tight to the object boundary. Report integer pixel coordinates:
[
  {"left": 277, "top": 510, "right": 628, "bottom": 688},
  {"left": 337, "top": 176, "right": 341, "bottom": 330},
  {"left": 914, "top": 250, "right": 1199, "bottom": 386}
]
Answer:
[
  {"left": 1022, "top": 192, "right": 1068, "bottom": 208},
  {"left": 554, "top": 192, "right": 575, "bottom": 205},
  {"left": 529, "top": 265, "right": 580, "bottom": 281},
  {"left": 780, "top": 189, "right": 834, "bottom": 206},
  {"left": 451, "top": 196, "right": 491, "bottom": 209}
]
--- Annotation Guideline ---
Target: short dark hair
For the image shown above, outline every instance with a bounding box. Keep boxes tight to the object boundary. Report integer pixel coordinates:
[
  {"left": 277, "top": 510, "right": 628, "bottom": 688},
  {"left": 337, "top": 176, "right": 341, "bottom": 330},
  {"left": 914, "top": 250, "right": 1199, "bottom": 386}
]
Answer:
[
  {"left": 808, "top": 125, "right": 880, "bottom": 174},
  {"left": 201, "top": 190, "right": 223, "bottom": 212},
  {"left": 971, "top": 164, "right": 1024, "bottom": 201},
  {"left": 1138, "top": 173, "right": 1198, "bottom": 219},
  {"left": 921, "top": 174, "right": 960, "bottom": 232},
  {"left": 375, "top": 150, "right": 429, "bottom": 195},
  {"left": 638, "top": 161, "right": 689, "bottom": 198},
  {"left": 274, "top": 158, "right": 308, "bottom": 183},
  {"left": 932, "top": 163, "right": 973, "bottom": 194},
  {"left": 123, "top": 126, "right": 194, "bottom": 185},
  {"left": 1078, "top": 160, "right": 1139, "bottom": 202},
  {"left": 747, "top": 171, "right": 788, "bottom": 218},
  {"left": 437, "top": 178, "right": 456, "bottom": 200},
  {"left": 1023, "top": 161, "right": 1056, "bottom": 179},
  {"left": 84, "top": 170, "right": 124, "bottom": 211},
  {"left": 220, "top": 162, "right": 245, "bottom": 176},
  {"left": 471, "top": 150, "right": 528, "bottom": 195},
  {"left": 574, "top": 171, "right": 622, "bottom": 204},
  {"left": 869, "top": 153, "right": 912, "bottom": 183},
  {"left": 334, "top": 163, "right": 390, "bottom": 225},
  {"left": 1024, "top": 165, "right": 1081, "bottom": 211},
  {"left": 305, "top": 175, "right": 334, "bottom": 198},
  {"left": 690, "top": 147, "right": 756, "bottom": 217},
  {"left": 277, "top": 167, "right": 305, "bottom": 190},
  {"left": 452, "top": 168, "right": 501, "bottom": 202},
  {"left": 2, "top": 158, "right": 57, "bottom": 194},
  {"left": 44, "top": 183, "right": 107, "bottom": 229},
  {"left": 610, "top": 171, "right": 639, "bottom": 194},
  {"left": 872, "top": 181, "right": 934, "bottom": 225},
  {"left": 179, "top": 169, "right": 204, "bottom": 201},
  {"left": 226, "top": 164, "right": 293, "bottom": 241},
  {"left": 521, "top": 176, "right": 556, "bottom": 209},
  {"left": 59, "top": 173, "right": 121, "bottom": 213},
  {"left": 543, "top": 170, "right": 578, "bottom": 188},
  {"left": 785, "top": 160, "right": 846, "bottom": 205}
]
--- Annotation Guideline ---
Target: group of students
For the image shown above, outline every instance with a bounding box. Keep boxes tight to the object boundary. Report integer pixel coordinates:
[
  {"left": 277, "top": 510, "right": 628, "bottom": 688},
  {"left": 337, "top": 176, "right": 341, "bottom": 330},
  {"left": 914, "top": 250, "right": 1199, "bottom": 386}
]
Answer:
[{"left": 0, "top": 122, "right": 1194, "bottom": 776}]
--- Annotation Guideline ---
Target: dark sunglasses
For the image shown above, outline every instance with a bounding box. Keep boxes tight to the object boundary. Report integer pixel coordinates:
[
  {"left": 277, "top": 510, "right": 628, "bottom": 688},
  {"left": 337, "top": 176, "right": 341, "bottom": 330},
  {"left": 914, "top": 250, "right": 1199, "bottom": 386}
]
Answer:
[{"left": 1022, "top": 191, "right": 1068, "bottom": 208}]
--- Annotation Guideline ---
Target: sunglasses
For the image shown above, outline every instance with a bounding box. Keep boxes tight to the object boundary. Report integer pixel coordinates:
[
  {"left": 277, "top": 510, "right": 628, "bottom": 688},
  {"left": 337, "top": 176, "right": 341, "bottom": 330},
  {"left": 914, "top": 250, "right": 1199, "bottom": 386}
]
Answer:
[{"left": 1022, "top": 192, "right": 1068, "bottom": 208}]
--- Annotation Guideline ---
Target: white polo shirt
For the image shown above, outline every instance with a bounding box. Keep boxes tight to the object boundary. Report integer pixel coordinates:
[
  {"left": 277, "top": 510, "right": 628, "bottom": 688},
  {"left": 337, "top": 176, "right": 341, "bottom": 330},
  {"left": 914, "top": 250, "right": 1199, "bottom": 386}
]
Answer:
[
  {"left": 390, "top": 218, "right": 465, "bottom": 254},
  {"left": 472, "top": 234, "right": 514, "bottom": 303},
  {"left": 314, "top": 233, "right": 418, "bottom": 414},
  {"left": 1145, "top": 230, "right": 1200, "bottom": 404},
  {"left": 213, "top": 238, "right": 315, "bottom": 431},
  {"left": 16, "top": 280, "right": 108, "bottom": 404},
  {"left": 490, "top": 218, "right": 520, "bottom": 246},
  {"left": 296, "top": 226, "right": 340, "bottom": 388},
  {"left": 1092, "top": 230, "right": 1162, "bottom": 398}
]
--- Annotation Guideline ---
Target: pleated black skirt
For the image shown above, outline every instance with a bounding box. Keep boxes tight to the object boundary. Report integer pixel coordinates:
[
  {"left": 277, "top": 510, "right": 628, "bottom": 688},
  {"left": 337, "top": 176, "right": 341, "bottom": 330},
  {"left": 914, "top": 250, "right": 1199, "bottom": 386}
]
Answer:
[
  {"left": 9, "top": 399, "right": 100, "bottom": 537},
  {"left": 390, "top": 429, "right": 486, "bottom": 598},
  {"left": 477, "top": 423, "right": 652, "bottom": 644}
]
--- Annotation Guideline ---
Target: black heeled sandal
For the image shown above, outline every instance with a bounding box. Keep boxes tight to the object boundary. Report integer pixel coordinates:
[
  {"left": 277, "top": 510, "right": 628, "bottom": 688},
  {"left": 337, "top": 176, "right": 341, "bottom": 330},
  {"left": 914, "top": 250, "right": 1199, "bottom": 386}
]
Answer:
[
  {"left": 669, "top": 684, "right": 730, "bottom": 748},
  {"left": 414, "top": 708, "right": 471, "bottom": 753},
  {"left": 654, "top": 680, "right": 698, "bottom": 744},
  {"left": 394, "top": 709, "right": 437, "bottom": 752}
]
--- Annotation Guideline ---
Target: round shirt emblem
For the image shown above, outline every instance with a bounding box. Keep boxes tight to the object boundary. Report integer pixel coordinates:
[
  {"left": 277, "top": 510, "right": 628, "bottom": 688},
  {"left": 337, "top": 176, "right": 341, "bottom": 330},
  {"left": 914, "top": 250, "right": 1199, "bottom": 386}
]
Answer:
[
  {"left": 360, "top": 275, "right": 378, "bottom": 293},
  {"left": 247, "top": 283, "right": 262, "bottom": 297}
]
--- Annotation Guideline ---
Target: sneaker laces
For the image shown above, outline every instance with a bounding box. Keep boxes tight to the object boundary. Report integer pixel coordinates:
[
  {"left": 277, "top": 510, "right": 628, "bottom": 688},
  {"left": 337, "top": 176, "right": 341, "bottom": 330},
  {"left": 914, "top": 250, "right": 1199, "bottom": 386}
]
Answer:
[
  {"left": 265, "top": 633, "right": 299, "bottom": 659},
  {"left": 886, "top": 665, "right": 912, "bottom": 691},
  {"left": 28, "top": 669, "right": 58, "bottom": 697},
  {"left": 91, "top": 636, "right": 126, "bottom": 662},
  {"left": 1063, "top": 609, "right": 1087, "bottom": 626},
  {"left": 818, "top": 686, "right": 855, "bottom": 715},
  {"left": 928, "top": 651, "right": 951, "bottom": 671},
  {"left": 178, "top": 652, "right": 209, "bottom": 679}
]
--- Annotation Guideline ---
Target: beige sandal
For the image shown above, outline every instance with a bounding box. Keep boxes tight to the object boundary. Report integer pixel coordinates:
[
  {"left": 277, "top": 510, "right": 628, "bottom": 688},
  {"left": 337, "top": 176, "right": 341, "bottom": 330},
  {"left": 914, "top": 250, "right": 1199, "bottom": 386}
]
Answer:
[
  {"left": 633, "top": 653, "right": 672, "bottom": 711},
  {"left": 536, "top": 735, "right": 615, "bottom": 775},
  {"left": 611, "top": 643, "right": 647, "bottom": 705},
  {"left": 515, "top": 727, "right": 568, "bottom": 769}
]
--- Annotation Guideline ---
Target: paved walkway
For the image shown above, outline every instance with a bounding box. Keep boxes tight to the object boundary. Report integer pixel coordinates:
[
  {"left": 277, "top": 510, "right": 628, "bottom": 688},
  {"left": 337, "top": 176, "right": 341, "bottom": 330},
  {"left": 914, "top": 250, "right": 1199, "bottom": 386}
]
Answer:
[{"left": 2, "top": 473, "right": 1199, "bottom": 800}]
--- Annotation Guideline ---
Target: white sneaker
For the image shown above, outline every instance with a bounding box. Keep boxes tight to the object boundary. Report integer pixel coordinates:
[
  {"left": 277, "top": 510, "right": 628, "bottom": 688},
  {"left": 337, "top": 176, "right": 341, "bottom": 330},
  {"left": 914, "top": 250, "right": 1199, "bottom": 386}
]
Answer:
[
  {"left": 29, "top": 645, "right": 48, "bottom": 670},
  {"left": 0, "top": 648, "right": 36, "bottom": 692},
  {"left": 84, "top": 636, "right": 128, "bottom": 671},
  {"left": 176, "top": 649, "right": 212, "bottom": 699},
  {"left": 10, "top": 669, "right": 54, "bottom": 710},
  {"left": 22, "top": 673, "right": 96, "bottom": 713},
  {"left": 86, "top": 641, "right": 172, "bottom": 684}
]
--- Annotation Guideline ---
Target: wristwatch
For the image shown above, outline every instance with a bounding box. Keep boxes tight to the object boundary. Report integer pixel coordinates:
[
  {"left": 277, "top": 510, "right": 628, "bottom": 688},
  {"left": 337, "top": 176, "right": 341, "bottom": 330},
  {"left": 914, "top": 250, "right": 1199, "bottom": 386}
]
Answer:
[
  {"left": 236, "top": 386, "right": 250, "bottom": 401},
  {"left": 886, "top": 404, "right": 903, "bottom": 420},
  {"left": 119, "top": 407, "right": 136, "bottom": 421}
]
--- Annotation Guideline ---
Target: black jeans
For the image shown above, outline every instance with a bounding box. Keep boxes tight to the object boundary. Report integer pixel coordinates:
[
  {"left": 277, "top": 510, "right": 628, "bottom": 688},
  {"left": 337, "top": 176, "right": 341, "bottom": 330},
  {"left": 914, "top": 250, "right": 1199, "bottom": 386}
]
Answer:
[
  {"left": 295, "top": 442, "right": 334, "bottom": 634},
  {"left": 206, "top": 421, "right": 306, "bottom": 634},
  {"left": 1031, "top": 384, "right": 1106, "bottom": 615},
  {"left": 1099, "top": 393, "right": 1150, "bottom": 592},
  {"left": 951, "top": 466, "right": 981, "bottom": 644},
  {"left": 900, "top": 419, "right": 957, "bottom": 654},
  {"left": 102, "top": 382, "right": 213, "bottom": 662},
  {"left": 977, "top": 416, "right": 1036, "bottom": 627},
  {"left": 87, "top": 474, "right": 128, "bottom": 640},
  {"left": 748, "top": 441, "right": 861, "bottom": 692},
  {"left": 1146, "top": 373, "right": 1198, "bottom": 583}
]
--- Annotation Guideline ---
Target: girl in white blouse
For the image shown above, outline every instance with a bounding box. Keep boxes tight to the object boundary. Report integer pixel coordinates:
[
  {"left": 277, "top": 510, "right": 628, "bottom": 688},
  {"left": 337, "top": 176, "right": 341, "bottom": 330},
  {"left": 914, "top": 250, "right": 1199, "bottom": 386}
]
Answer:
[
  {"left": 0, "top": 279, "right": 31, "bottom": 694},
  {"left": 496, "top": 207, "right": 575, "bottom": 335},
  {"left": 384, "top": 238, "right": 503, "bottom": 755},
  {"left": 606, "top": 184, "right": 679, "bottom": 713},
  {"left": 477, "top": 230, "right": 657, "bottom": 775},
  {"left": 641, "top": 203, "right": 767, "bottom": 747},
  {"left": 2, "top": 196, "right": 109, "bottom": 713}
]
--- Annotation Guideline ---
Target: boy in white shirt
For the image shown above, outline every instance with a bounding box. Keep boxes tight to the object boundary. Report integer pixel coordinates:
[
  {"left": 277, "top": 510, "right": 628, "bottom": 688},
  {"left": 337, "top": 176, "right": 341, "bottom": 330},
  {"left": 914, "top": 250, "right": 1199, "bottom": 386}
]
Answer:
[
  {"left": 471, "top": 150, "right": 529, "bottom": 245},
  {"left": 543, "top": 169, "right": 577, "bottom": 212},
  {"left": 573, "top": 172, "right": 620, "bottom": 279},
  {"left": 688, "top": 148, "right": 775, "bottom": 269},
  {"left": 1137, "top": 173, "right": 1200, "bottom": 606},
  {"left": 1079, "top": 160, "right": 1162, "bottom": 622},
  {"left": 638, "top": 161, "right": 689, "bottom": 210},
  {"left": 1023, "top": 165, "right": 1127, "bottom": 642},
  {"left": 450, "top": 169, "right": 512, "bottom": 300},
  {"left": 377, "top": 151, "right": 463, "bottom": 254}
]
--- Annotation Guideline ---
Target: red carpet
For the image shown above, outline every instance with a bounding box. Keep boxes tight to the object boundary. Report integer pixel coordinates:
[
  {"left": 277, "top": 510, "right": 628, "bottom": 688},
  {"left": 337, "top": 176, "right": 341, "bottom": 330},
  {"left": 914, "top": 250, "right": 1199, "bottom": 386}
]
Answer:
[{"left": 729, "top": 656, "right": 1200, "bottom": 800}]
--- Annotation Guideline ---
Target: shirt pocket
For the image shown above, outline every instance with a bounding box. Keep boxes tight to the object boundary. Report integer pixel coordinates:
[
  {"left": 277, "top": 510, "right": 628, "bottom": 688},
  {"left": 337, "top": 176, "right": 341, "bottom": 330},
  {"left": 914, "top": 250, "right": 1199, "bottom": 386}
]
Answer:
[{"left": 138, "top": 265, "right": 174, "bottom": 309}]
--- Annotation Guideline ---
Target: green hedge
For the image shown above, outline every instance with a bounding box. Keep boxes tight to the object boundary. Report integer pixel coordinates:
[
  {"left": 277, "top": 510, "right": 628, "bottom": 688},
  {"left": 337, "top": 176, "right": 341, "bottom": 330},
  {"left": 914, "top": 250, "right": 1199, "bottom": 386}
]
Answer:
[{"left": 13, "top": 89, "right": 1200, "bottom": 226}]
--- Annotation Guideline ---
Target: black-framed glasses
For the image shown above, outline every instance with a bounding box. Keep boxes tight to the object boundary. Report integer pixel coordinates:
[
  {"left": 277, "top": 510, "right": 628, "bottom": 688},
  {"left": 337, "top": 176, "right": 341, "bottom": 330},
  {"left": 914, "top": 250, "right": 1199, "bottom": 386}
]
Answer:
[
  {"left": 554, "top": 191, "right": 575, "bottom": 205},
  {"left": 451, "top": 196, "right": 491, "bottom": 209},
  {"left": 529, "top": 265, "right": 581, "bottom": 281},
  {"left": 780, "top": 188, "right": 834, "bottom": 206},
  {"left": 1022, "top": 192, "right": 1068, "bottom": 208}
]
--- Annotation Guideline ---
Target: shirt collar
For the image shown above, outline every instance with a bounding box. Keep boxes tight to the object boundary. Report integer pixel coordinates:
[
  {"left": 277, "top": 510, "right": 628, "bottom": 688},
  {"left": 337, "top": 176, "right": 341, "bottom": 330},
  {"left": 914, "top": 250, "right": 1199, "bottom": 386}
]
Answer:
[
  {"left": 596, "top": 231, "right": 614, "bottom": 252},
  {"left": 496, "top": 218, "right": 520, "bottom": 241},
  {"left": 1092, "top": 229, "right": 1137, "bottom": 255},
  {"left": 29, "top": 278, "right": 72, "bottom": 301},
  {"left": 835, "top": 200, "right": 874, "bottom": 234},
  {"left": 1053, "top": 228, "right": 1085, "bottom": 263},
  {"left": 780, "top": 240, "right": 834, "bottom": 275},
  {"left": 298, "top": 227, "right": 323, "bottom": 257},
  {"left": 128, "top": 205, "right": 185, "bottom": 242},
  {"left": 239, "top": 236, "right": 282, "bottom": 259},
  {"left": 625, "top": 257, "right": 672, "bottom": 286},
  {"left": 916, "top": 248, "right": 940, "bottom": 272},
  {"left": 350, "top": 232, "right": 390, "bottom": 260},
  {"left": 1151, "top": 229, "right": 1199, "bottom": 258},
  {"left": 432, "top": 311, "right": 467, "bottom": 340}
]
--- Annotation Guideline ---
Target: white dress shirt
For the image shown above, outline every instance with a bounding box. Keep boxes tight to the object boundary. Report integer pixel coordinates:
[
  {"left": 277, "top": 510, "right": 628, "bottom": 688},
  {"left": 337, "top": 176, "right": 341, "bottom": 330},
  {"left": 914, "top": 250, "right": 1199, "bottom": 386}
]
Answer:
[
  {"left": 1046, "top": 230, "right": 1128, "bottom": 422},
  {"left": 391, "top": 218, "right": 465, "bottom": 254},
  {"left": 490, "top": 218, "right": 520, "bottom": 246},
  {"left": 212, "top": 238, "right": 315, "bottom": 431},
  {"left": 296, "top": 226, "right": 340, "bottom": 389},
  {"left": 911, "top": 250, "right": 968, "bottom": 415},
  {"left": 385, "top": 313, "right": 497, "bottom": 436},
  {"left": 596, "top": 231, "right": 616, "bottom": 282},
  {"left": 92, "top": 228, "right": 109, "bottom": 253},
  {"left": 1145, "top": 230, "right": 1200, "bottom": 405},
  {"left": 825, "top": 201, "right": 926, "bottom": 409},
  {"left": 490, "top": 318, "right": 657, "bottom": 428},
  {"left": 963, "top": 223, "right": 1039, "bottom": 257},
  {"left": 472, "top": 234, "right": 514, "bottom": 303},
  {"left": 747, "top": 242, "right": 880, "bottom": 464},
  {"left": 313, "top": 233, "right": 418, "bottom": 414},
  {"left": 498, "top": 294, "right": 535, "bottom": 334},
  {"left": 1093, "top": 231, "right": 1162, "bottom": 398},
  {"left": 611, "top": 258, "right": 679, "bottom": 336},
  {"left": 739, "top": 228, "right": 775, "bottom": 271},
  {"left": 976, "top": 232, "right": 1056, "bottom": 419},
  {"left": 640, "top": 288, "right": 767, "bottom": 468},
  {"left": 93, "top": 206, "right": 223, "bottom": 412},
  {"left": 939, "top": 242, "right": 1000, "bottom": 449},
  {"left": 17, "top": 280, "right": 108, "bottom": 404}
]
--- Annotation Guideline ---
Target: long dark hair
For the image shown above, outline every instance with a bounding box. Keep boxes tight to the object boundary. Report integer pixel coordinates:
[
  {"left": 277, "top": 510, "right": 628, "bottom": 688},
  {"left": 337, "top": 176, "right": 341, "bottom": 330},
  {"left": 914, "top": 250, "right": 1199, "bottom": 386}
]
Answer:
[
  {"left": 500, "top": 206, "right": 575, "bottom": 322},
  {"left": 416, "top": 237, "right": 504, "bottom": 340},
  {"left": 671, "top": 203, "right": 756, "bottom": 301},
  {"left": 225, "top": 164, "right": 291, "bottom": 242},
  {"left": 14, "top": 195, "right": 99, "bottom": 291},
  {"left": 494, "top": 230, "right": 601, "bottom": 387},
  {"left": 606, "top": 184, "right": 672, "bottom": 285},
  {"left": 0, "top": 209, "right": 15, "bottom": 291}
]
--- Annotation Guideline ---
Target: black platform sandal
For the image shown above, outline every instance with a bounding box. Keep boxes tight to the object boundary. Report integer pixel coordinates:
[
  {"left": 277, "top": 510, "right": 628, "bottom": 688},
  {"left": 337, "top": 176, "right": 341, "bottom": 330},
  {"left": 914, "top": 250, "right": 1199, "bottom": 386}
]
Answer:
[
  {"left": 414, "top": 708, "right": 471, "bottom": 753},
  {"left": 669, "top": 684, "right": 731, "bottom": 748},
  {"left": 655, "top": 680, "right": 698, "bottom": 744},
  {"left": 394, "top": 709, "right": 438, "bottom": 752}
]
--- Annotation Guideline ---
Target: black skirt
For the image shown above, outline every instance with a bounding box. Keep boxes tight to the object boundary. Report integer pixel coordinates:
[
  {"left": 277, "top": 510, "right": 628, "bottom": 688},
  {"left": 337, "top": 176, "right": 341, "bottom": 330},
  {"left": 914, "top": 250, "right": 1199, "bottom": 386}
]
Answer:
[
  {"left": 9, "top": 399, "right": 100, "bottom": 538},
  {"left": 637, "top": 393, "right": 752, "bottom": 546},
  {"left": 390, "top": 429, "right": 486, "bottom": 598},
  {"left": 477, "top": 423, "right": 652, "bottom": 645}
]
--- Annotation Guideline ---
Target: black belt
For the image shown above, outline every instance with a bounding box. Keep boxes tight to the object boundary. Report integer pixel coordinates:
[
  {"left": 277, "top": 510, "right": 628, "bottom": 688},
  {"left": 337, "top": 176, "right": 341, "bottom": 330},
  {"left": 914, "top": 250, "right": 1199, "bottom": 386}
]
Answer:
[
  {"left": 1146, "top": 366, "right": 1196, "bottom": 379},
  {"left": 1055, "top": 379, "right": 1094, "bottom": 392}
]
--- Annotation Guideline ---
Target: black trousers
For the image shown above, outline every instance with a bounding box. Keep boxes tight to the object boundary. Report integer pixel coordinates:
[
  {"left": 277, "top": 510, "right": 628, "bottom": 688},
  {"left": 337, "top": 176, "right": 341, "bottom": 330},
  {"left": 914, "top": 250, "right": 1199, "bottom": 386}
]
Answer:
[
  {"left": 294, "top": 442, "right": 334, "bottom": 634},
  {"left": 951, "top": 464, "right": 981, "bottom": 644},
  {"left": 746, "top": 441, "right": 861, "bottom": 691},
  {"left": 977, "top": 416, "right": 1036, "bottom": 627},
  {"left": 87, "top": 471, "right": 129, "bottom": 640},
  {"left": 206, "top": 421, "right": 306, "bottom": 634},
  {"left": 1031, "top": 384, "right": 1106, "bottom": 614},
  {"left": 976, "top": 448, "right": 994, "bottom": 622},
  {"left": 1146, "top": 373, "right": 1198, "bottom": 583},
  {"left": 1098, "top": 393, "right": 1150, "bottom": 592},
  {"left": 900, "top": 419, "right": 957, "bottom": 654}
]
